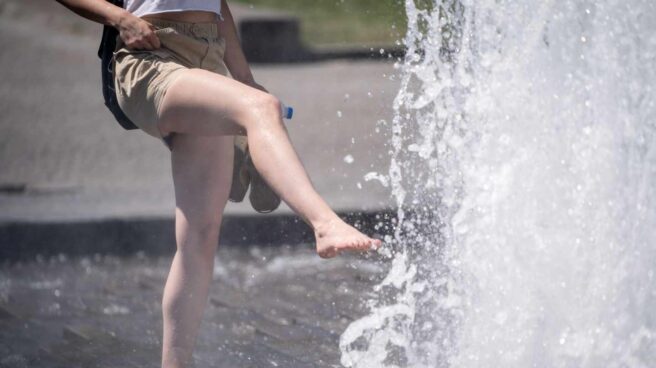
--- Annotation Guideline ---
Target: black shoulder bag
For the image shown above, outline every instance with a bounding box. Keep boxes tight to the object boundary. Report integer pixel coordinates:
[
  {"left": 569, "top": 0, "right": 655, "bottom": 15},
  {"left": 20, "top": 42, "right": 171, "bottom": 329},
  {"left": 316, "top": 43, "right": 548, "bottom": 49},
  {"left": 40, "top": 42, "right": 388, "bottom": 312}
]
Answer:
[{"left": 97, "top": 0, "right": 137, "bottom": 130}]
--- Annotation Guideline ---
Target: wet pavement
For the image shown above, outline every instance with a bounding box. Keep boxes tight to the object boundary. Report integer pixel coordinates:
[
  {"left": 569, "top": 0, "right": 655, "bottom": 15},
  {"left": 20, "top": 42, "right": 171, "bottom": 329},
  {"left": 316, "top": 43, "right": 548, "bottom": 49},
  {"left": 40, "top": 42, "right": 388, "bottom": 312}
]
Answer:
[{"left": 0, "top": 247, "right": 386, "bottom": 368}]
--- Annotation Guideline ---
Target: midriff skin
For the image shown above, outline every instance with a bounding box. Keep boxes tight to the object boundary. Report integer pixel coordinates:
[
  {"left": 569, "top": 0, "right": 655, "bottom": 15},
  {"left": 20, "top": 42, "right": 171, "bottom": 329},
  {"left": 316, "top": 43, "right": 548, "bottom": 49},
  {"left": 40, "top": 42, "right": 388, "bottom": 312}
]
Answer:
[{"left": 143, "top": 10, "right": 219, "bottom": 24}]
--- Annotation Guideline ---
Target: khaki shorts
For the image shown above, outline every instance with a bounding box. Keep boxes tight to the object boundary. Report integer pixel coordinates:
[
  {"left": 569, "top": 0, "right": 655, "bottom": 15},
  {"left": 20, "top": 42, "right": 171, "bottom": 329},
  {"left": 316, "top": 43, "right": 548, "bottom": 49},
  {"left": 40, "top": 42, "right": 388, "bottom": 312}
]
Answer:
[{"left": 113, "top": 19, "right": 228, "bottom": 142}]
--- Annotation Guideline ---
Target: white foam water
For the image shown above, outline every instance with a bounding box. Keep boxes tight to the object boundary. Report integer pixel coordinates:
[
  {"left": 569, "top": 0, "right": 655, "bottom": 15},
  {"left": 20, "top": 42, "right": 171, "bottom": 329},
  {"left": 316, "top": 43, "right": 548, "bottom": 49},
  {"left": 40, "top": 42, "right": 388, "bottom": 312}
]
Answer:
[{"left": 340, "top": 1, "right": 656, "bottom": 367}]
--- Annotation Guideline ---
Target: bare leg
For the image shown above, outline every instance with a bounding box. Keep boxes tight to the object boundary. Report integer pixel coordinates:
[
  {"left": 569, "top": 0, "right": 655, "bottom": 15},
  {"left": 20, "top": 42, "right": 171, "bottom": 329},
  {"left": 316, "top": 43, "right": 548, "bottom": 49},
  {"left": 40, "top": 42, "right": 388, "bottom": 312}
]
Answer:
[
  {"left": 158, "top": 69, "right": 382, "bottom": 258},
  {"left": 161, "top": 134, "right": 233, "bottom": 368}
]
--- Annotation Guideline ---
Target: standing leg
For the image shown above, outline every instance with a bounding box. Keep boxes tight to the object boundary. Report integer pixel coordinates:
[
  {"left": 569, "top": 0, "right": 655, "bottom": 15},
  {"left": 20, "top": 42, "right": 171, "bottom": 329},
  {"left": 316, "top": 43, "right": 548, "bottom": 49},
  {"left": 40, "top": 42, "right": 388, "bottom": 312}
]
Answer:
[
  {"left": 161, "top": 134, "right": 233, "bottom": 368},
  {"left": 158, "top": 69, "right": 382, "bottom": 258}
]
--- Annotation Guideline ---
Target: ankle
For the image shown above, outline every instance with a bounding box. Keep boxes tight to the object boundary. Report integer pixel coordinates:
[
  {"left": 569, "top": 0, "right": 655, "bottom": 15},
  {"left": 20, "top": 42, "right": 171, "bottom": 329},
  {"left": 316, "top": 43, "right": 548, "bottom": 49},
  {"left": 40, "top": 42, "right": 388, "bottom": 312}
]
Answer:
[
  {"left": 162, "top": 346, "right": 194, "bottom": 368},
  {"left": 312, "top": 215, "right": 343, "bottom": 236}
]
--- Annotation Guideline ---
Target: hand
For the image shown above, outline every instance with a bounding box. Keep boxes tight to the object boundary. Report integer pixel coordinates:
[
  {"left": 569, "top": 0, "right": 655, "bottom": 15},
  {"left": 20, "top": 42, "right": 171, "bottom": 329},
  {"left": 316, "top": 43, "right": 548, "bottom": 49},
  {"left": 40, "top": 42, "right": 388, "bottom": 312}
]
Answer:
[
  {"left": 245, "top": 80, "right": 268, "bottom": 93},
  {"left": 116, "top": 13, "right": 160, "bottom": 50}
]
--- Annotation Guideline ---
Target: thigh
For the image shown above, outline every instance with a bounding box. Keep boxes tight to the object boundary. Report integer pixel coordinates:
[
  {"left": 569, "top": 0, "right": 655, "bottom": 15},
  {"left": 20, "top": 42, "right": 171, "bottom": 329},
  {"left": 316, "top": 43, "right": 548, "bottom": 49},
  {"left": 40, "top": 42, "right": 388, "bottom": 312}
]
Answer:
[
  {"left": 157, "top": 68, "right": 272, "bottom": 137},
  {"left": 170, "top": 133, "right": 234, "bottom": 228}
]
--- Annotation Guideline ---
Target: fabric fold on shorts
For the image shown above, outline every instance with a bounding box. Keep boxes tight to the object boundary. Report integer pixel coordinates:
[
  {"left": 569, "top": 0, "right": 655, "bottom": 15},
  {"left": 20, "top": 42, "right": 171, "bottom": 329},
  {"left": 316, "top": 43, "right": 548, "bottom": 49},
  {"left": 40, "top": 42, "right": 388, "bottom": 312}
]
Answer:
[{"left": 113, "top": 19, "right": 228, "bottom": 142}]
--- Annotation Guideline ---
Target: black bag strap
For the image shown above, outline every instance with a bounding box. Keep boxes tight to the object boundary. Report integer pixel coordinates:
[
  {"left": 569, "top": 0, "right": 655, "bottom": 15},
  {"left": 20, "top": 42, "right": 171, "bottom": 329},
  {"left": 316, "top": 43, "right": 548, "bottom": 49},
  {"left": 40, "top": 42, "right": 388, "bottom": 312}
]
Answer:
[{"left": 98, "top": 0, "right": 138, "bottom": 130}]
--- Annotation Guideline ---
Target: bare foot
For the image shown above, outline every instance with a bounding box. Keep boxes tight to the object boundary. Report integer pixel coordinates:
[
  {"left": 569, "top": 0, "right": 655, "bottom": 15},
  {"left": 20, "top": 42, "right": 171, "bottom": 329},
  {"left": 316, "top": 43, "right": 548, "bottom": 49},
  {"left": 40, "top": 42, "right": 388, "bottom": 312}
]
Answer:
[{"left": 314, "top": 218, "right": 382, "bottom": 258}]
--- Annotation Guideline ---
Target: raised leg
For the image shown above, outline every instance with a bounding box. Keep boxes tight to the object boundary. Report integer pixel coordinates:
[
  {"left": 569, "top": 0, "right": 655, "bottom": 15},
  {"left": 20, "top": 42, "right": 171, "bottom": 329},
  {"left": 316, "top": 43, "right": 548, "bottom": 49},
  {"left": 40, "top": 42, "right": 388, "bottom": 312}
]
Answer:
[
  {"left": 158, "top": 69, "right": 382, "bottom": 257},
  {"left": 161, "top": 134, "right": 233, "bottom": 368}
]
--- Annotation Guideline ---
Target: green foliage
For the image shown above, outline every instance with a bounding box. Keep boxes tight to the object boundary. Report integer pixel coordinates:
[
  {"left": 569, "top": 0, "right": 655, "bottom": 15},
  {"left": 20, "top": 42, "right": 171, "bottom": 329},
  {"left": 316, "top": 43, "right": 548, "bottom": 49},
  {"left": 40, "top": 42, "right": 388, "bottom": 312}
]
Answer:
[{"left": 232, "top": 0, "right": 406, "bottom": 46}]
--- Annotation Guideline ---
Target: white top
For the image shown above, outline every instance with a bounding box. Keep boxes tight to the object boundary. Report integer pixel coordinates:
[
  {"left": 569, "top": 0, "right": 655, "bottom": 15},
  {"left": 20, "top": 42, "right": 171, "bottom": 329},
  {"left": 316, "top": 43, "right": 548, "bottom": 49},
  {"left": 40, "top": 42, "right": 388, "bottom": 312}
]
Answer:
[{"left": 125, "top": 0, "right": 222, "bottom": 19}]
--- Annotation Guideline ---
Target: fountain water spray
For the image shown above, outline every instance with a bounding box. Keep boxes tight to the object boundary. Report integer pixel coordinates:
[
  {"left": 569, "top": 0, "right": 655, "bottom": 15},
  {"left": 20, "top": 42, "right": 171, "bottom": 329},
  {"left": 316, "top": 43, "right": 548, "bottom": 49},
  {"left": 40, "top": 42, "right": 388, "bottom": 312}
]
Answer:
[{"left": 340, "top": 1, "right": 656, "bottom": 367}]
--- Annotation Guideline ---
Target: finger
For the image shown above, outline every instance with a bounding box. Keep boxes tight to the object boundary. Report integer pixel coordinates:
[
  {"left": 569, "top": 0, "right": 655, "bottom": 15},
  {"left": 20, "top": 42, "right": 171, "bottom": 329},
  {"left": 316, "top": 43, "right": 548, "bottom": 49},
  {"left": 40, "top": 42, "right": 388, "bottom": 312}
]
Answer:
[
  {"left": 125, "top": 40, "right": 140, "bottom": 50},
  {"left": 140, "top": 37, "right": 156, "bottom": 50},
  {"left": 129, "top": 40, "right": 145, "bottom": 50},
  {"left": 136, "top": 39, "right": 153, "bottom": 50},
  {"left": 141, "top": 20, "right": 161, "bottom": 47},
  {"left": 142, "top": 40, "right": 155, "bottom": 50},
  {"left": 148, "top": 32, "right": 161, "bottom": 49}
]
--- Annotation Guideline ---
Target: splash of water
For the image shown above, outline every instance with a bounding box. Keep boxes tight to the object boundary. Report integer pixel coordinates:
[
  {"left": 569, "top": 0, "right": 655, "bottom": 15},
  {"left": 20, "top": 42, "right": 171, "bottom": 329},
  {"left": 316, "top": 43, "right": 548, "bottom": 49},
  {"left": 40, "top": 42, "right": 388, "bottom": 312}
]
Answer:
[{"left": 340, "top": 0, "right": 656, "bottom": 367}]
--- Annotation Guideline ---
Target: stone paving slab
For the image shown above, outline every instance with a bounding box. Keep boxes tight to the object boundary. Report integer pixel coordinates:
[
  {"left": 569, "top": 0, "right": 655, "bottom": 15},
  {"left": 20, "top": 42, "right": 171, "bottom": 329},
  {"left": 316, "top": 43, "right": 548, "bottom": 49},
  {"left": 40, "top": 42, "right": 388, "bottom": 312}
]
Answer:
[{"left": 0, "top": 246, "right": 386, "bottom": 368}]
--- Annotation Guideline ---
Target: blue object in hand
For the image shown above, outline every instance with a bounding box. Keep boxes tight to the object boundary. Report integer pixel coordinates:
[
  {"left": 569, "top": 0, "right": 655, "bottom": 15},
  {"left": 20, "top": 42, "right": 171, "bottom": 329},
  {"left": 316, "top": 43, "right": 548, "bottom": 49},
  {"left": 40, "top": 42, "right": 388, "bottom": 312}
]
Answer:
[{"left": 281, "top": 103, "right": 294, "bottom": 120}]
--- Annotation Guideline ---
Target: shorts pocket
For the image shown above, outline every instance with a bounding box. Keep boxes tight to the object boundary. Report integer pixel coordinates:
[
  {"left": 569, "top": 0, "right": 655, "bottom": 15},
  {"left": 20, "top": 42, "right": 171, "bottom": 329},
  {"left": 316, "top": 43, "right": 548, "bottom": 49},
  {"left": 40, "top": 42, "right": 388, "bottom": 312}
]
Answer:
[
  {"left": 113, "top": 27, "right": 176, "bottom": 62},
  {"left": 113, "top": 48, "right": 172, "bottom": 64}
]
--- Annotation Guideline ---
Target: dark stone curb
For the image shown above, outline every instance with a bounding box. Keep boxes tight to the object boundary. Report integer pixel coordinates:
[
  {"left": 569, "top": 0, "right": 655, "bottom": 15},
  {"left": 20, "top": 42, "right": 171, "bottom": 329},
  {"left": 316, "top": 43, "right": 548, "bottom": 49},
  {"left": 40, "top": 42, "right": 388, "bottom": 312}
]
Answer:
[
  {"left": 0, "top": 210, "right": 396, "bottom": 261},
  {"left": 239, "top": 16, "right": 405, "bottom": 63}
]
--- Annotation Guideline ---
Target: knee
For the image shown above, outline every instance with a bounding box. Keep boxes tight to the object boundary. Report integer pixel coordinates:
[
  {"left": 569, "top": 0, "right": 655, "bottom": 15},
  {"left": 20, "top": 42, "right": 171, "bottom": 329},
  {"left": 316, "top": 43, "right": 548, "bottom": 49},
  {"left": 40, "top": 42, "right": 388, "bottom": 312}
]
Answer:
[
  {"left": 245, "top": 92, "right": 283, "bottom": 130},
  {"left": 177, "top": 217, "right": 222, "bottom": 259},
  {"left": 255, "top": 93, "right": 282, "bottom": 118}
]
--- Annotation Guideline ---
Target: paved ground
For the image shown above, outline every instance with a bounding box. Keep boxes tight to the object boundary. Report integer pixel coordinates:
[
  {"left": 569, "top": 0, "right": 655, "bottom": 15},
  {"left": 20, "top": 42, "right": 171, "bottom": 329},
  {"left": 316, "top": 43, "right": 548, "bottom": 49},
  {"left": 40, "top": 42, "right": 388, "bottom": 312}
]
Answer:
[
  {"left": 0, "top": 247, "right": 387, "bottom": 368},
  {"left": 0, "top": 0, "right": 398, "bottom": 223}
]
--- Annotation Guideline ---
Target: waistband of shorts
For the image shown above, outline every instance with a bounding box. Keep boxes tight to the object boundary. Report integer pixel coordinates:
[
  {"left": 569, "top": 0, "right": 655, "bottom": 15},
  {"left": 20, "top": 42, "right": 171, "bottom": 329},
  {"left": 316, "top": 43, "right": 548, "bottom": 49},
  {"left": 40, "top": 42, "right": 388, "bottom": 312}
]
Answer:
[{"left": 149, "top": 19, "right": 220, "bottom": 39}]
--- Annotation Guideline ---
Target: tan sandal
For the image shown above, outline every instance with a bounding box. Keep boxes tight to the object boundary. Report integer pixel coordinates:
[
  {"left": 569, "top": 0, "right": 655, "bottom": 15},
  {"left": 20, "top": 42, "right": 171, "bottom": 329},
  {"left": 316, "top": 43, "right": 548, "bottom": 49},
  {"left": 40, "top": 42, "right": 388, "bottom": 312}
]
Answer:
[
  {"left": 229, "top": 136, "right": 281, "bottom": 213},
  {"left": 244, "top": 150, "right": 281, "bottom": 213},
  {"left": 228, "top": 136, "right": 250, "bottom": 202}
]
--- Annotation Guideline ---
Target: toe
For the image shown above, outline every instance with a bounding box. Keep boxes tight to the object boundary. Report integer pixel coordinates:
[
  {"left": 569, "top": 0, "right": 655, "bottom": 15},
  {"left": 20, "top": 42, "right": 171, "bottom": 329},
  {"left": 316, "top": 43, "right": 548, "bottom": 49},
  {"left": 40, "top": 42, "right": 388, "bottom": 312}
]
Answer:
[{"left": 319, "top": 247, "right": 338, "bottom": 258}]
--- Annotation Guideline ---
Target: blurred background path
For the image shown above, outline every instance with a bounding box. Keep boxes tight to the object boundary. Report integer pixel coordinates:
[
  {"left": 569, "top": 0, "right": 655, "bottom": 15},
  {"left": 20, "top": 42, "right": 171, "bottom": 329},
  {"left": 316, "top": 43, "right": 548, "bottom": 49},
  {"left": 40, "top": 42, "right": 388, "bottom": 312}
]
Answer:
[{"left": 0, "top": 0, "right": 400, "bottom": 255}]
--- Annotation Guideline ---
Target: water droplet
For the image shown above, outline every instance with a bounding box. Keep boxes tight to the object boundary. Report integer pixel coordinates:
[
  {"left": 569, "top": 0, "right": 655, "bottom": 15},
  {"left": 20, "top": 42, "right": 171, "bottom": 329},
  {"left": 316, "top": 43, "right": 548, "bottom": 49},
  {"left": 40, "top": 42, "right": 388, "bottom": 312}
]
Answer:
[
  {"left": 343, "top": 154, "right": 354, "bottom": 164},
  {"left": 103, "top": 304, "right": 130, "bottom": 315}
]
